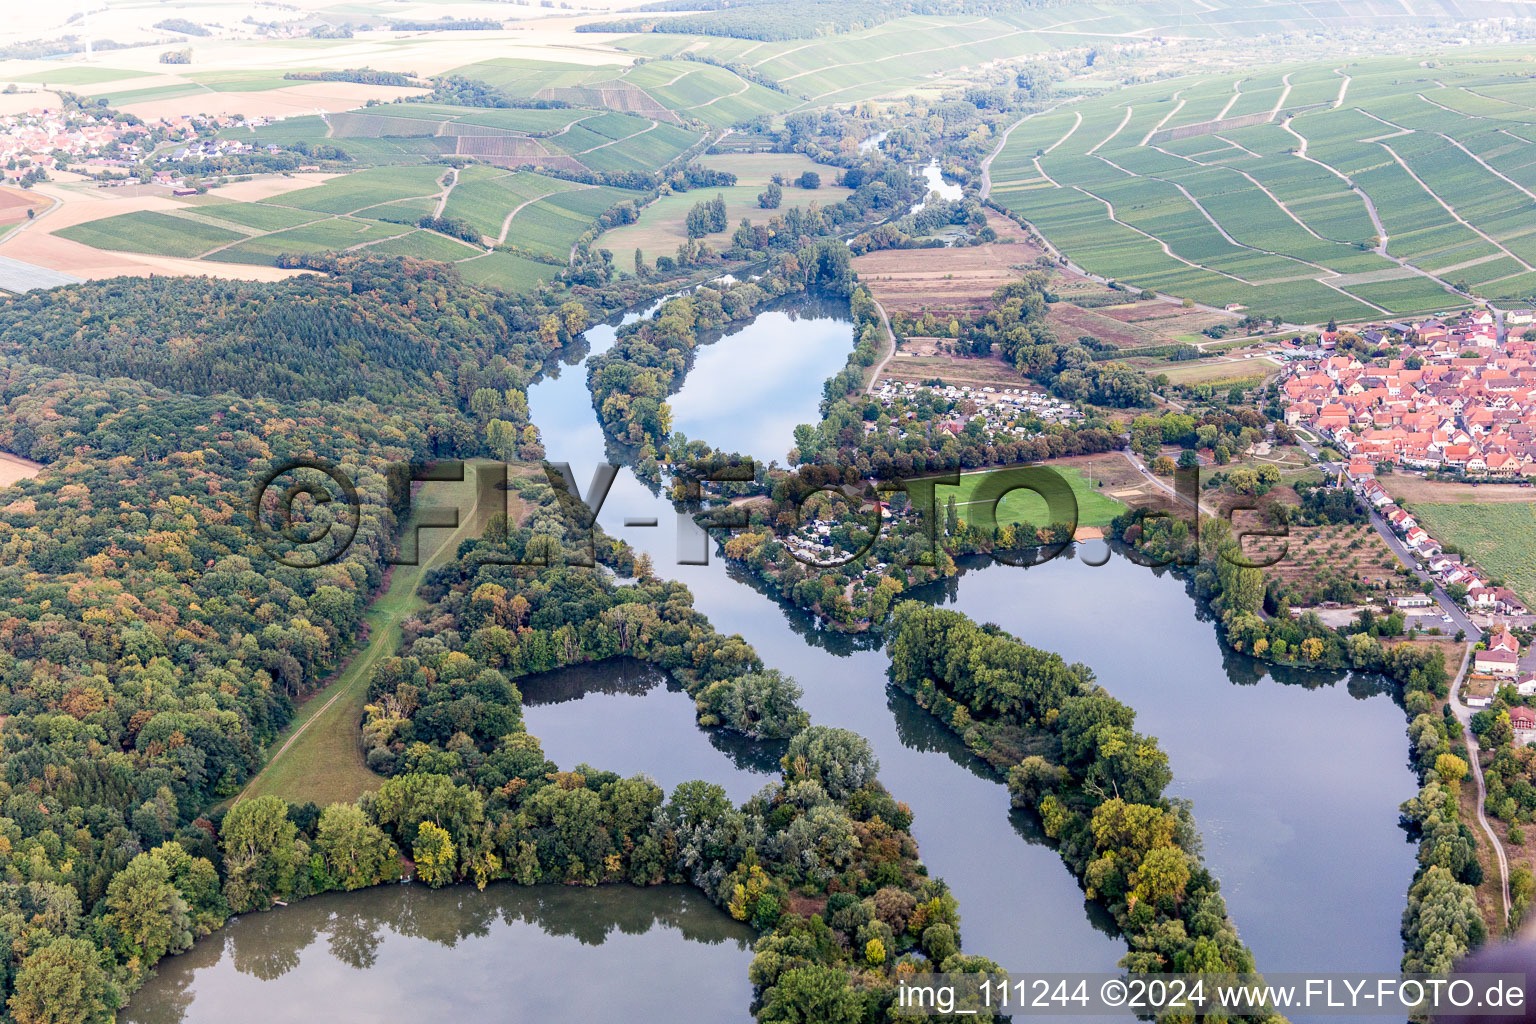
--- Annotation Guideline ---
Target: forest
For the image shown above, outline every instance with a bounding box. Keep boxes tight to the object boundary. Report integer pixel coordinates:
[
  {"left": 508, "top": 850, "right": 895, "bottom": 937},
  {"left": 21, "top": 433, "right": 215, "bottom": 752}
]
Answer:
[
  {"left": 0, "top": 256, "right": 607, "bottom": 1021},
  {"left": 0, "top": 248, "right": 1023, "bottom": 1022}
]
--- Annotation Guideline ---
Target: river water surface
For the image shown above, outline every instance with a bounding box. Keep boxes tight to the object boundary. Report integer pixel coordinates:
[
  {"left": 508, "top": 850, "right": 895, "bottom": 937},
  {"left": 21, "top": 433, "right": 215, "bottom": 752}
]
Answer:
[{"left": 131, "top": 292, "right": 1420, "bottom": 1023}]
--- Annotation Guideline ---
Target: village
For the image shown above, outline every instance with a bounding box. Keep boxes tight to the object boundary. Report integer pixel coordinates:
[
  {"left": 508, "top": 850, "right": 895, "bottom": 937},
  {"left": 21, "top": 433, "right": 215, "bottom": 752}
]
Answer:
[
  {"left": 1282, "top": 307, "right": 1536, "bottom": 474},
  {"left": 1, "top": 100, "right": 281, "bottom": 186},
  {"left": 1278, "top": 305, "right": 1536, "bottom": 741}
]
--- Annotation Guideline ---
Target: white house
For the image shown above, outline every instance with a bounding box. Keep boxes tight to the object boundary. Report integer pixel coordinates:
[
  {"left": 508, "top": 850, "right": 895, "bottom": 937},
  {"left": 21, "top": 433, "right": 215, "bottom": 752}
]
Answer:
[{"left": 1474, "top": 647, "right": 1519, "bottom": 676}]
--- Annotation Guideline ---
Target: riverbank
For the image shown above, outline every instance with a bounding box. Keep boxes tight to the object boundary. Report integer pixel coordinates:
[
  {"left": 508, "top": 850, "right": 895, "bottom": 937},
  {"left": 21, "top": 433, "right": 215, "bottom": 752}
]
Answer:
[{"left": 887, "top": 601, "right": 1272, "bottom": 997}]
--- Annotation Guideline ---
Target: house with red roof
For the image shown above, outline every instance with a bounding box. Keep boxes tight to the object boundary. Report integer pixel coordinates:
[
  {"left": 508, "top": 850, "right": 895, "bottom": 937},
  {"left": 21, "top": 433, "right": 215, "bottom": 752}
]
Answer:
[{"left": 1474, "top": 646, "right": 1519, "bottom": 676}]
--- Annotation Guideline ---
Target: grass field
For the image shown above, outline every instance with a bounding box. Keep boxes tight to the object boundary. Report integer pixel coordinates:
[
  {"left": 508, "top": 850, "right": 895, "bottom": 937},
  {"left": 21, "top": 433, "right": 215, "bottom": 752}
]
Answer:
[
  {"left": 985, "top": 53, "right": 1536, "bottom": 322},
  {"left": 237, "top": 466, "right": 510, "bottom": 807},
  {"left": 936, "top": 464, "right": 1128, "bottom": 532},
  {"left": 1409, "top": 502, "right": 1536, "bottom": 608},
  {"left": 599, "top": 152, "right": 850, "bottom": 261},
  {"left": 13, "top": 66, "right": 148, "bottom": 85}
]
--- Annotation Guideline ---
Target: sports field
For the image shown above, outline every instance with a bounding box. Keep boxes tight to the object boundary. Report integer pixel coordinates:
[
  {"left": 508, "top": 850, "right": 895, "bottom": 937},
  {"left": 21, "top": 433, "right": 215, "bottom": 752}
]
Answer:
[
  {"left": 988, "top": 54, "right": 1536, "bottom": 322},
  {"left": 936, "top": 464, "right": 1128, "bottom": 532}
]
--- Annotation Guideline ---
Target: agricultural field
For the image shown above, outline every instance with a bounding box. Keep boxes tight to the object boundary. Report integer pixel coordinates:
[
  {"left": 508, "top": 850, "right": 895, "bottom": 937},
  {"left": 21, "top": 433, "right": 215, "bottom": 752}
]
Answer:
[
  {"left": 605, "top": 1, "right": 1385, "bottom": 108},
  {"left": 987, "top": 54, "right": 1536, "bottom": 323},
  {"left": 853, "top": 212, "right": 1046, "bottom": 315},
  {"left": 38, "top": 162, "right": 633, "bottom": 278},
  {"left": 456, "top": 250, "right": 563, "bottom": 293},
  {"left": 447, "top": 57, "right": 795, "bottom": 129},
  {"left": 1408, "top": 502, "right": 1536, "bottom": 608},
  {"left": 1045, "top": 296, "right": 1237, "bottom": 353},
  {"left": 56, "top": 210, "right": 245, "bottom": 258},
  {"left": 598, "top": 152, "right": 850, "bottom": 262},
  {"left": 247, "top": 102, "right": 705, "bottom": 174},
  {"left": 1248, "top": 523, "right": 1409, "bottom": 606}
]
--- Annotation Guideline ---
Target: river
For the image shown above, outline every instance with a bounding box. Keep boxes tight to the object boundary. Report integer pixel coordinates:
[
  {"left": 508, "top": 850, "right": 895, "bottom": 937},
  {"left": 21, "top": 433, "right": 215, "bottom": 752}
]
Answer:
[
  {"left": 520, "top": 292, "right": 1419, "bottom": 1005},
  {"left": 131, "top": 291, "right": 1421, "bottom": 1022},
  {"left": 532, "top": 293, "right": 1419, "bottom": 993},
  {"left": 911, "top": 157, "right": 963, "bottom": 214}
]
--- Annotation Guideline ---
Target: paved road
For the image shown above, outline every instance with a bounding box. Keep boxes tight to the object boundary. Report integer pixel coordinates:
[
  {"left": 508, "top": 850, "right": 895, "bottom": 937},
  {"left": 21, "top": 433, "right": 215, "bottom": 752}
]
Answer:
[
  {"left": 1447, "top": 644, "right": 1513, "bottom": 930},
  {"left": 1120, "top": 449, "right": 1215, "bottom": 515},
  {"left": 864, "top": 297, "right": 898, "bottom": 394},
  {"left": 1291, "top": 435, "right": 1481, "bottom": 640}
]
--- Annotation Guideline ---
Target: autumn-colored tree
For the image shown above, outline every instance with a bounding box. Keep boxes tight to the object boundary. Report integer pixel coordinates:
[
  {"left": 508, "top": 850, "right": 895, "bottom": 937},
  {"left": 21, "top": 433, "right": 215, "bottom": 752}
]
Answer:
[{"left": 413, "top": 821, "right": 457, "bottom": 888}]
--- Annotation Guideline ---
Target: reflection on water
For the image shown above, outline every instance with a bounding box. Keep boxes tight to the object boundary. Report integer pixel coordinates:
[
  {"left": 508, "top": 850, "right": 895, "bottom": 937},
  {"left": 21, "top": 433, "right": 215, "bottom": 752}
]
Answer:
[
  {"left": 158, "top": 285, "right": 1425, "bottom": 1024},
  {"left": 123, "top": 885, "right": 755, "bottom": 1024},
  {"left": 912, "top": 158, "right": 963, "bottom": 214},
  {"left": 667, "top": 293, "right": 854, "bottom": 465},
  {"left": 527, "top": 283, "right": 1419, "bottom": 1019},
  {"left": 519, "top": 658, "right": 784, "bottom": 801},
  {"left": 910, "top": 551, "right": 1421, "bottom": 991}
]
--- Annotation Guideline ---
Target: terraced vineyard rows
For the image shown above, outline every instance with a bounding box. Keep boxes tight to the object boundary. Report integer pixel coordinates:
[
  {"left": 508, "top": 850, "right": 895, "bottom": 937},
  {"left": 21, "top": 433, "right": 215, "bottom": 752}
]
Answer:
[{"left": 989, "top": 54, "right": 1536, "bottom": 322}]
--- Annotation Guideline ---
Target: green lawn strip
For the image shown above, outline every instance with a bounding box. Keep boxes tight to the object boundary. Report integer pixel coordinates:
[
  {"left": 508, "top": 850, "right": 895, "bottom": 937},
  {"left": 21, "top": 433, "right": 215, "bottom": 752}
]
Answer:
[{"left": 237, "top": 474, "right": 488, "bottom": 807}]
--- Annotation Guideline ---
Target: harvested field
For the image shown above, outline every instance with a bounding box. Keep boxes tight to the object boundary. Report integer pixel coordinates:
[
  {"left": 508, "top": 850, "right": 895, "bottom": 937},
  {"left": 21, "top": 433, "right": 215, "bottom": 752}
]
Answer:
[
  {"left": 117, "top": 81, "right": 428, "bottom": 121},
  {"left": 1381, "top": 474, "right": 1536, "bottom": 505},
  {"left": 0, "top": 183, "right": 307, "bottom": 283},
  {"left": 1047, "top": 299, "right": 1233, "bottom": 350},
  {"left": 202, "top": 174, "right": 339, "bottom": 202},
  {"left": 0, "top": 187, "right": 50, "bottom": 225},
  {"left": 0, "top": 91, "right": 61, "bottom": 116},
  {"left": 878, "top": 346, "right": 1035, "bottom": 389},
  {"left": 853, "top": 214, "right": 1043, "bottom": 315},
  {"left": 0, "top": 452, "right": 42, "bottom": 488}
]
